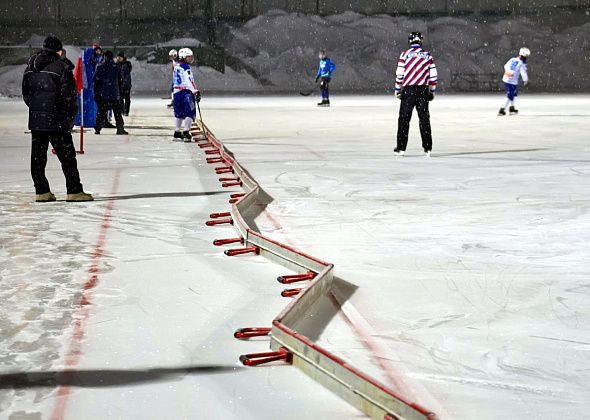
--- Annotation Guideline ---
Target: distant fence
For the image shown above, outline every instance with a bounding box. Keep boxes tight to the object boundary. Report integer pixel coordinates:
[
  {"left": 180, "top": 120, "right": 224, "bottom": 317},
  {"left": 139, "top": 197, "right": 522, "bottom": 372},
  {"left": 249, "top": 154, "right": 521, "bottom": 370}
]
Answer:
[
  {"left": 450, "top": 72, "right": 502, "bottom": 92},
  {"left": 0, "top": 44, "right": 225, "bottom": 72}
]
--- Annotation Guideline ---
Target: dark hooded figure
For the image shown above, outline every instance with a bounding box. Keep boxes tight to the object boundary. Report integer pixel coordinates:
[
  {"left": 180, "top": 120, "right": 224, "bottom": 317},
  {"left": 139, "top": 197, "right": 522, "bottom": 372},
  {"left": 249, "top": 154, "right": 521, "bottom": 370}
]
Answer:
[
  {"left": 116, "top": 51, "right": 132, "bottom": 116},
  {"left": 21, "top": 35, "right": 93, "bottom": 202},
  {"left": 93, "top": 50, "right": 127, "bottom": 135}
]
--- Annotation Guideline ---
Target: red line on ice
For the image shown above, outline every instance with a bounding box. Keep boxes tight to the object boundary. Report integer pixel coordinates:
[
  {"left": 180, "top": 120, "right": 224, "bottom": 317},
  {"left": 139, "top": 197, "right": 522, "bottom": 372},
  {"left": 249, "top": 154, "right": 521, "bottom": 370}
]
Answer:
[{"left": 50, "top": 169, "right": 120, "bottom": 420}]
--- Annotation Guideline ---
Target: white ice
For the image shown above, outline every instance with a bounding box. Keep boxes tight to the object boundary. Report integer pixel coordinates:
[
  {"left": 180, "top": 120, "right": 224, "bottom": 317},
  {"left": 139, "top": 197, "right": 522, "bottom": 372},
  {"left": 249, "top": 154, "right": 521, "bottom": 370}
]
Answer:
[{"left": 1, "top": 94, "right": 590, "bottom": 420}]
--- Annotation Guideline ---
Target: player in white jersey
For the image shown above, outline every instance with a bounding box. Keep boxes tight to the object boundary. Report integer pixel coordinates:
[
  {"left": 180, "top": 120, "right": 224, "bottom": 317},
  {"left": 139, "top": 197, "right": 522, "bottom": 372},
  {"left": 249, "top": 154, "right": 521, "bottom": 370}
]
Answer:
[
  {"left": 499, "top": 48, "right": 530, "bottom": 116},
  {"left": 172, "top": 48, "right": 200, "bottom": 141}
]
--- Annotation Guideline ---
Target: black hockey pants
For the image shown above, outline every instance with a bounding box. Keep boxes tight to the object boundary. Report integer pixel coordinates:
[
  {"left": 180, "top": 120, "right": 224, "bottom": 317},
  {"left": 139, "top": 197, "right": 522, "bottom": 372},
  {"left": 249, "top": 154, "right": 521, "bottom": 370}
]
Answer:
[{"left": 396, "top": 86, "right": 433, "bottom": 152}]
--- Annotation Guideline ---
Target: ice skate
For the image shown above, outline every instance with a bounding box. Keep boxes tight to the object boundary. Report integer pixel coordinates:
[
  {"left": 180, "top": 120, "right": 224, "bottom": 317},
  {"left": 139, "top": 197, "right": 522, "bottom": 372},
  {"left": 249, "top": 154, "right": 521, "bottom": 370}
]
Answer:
[
  {"left": 498, "top": 108, "right": 506, "bottom": 116},
  {"left": 317, "top": 99, "right": 330, "bottom": 107},
  {"left": 116, "top": 129, "right": 129, "bottom": 135},
  {"left": 509, "top": 106, "right": 519, "bottom": 115},
  {"left": 424, "top": 150, "right": 431, "bottom": 157},
  {"left": 173, "top": 131, "right": 184, "bottom": 141},
  {"left": 66, "top": 192, "right": 94, "bottom": 202},
  {"left": 393, "top": 149, "right": 405, "bottom": 156},
  {"left": 183, "top": 131, "right": 192, "bottom": 142},
  {"left": 167, "top": 102, "right": 174, "bottom": 108},
  {"left": 35, "top": 192, "right": 56, "bottom": 202}
]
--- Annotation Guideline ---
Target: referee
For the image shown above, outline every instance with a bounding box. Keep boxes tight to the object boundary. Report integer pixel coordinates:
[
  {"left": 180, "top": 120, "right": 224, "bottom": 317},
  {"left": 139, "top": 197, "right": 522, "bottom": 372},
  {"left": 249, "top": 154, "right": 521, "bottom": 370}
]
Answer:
[{"left": 394, "top": 32, "right": 438, "bottom": 157}]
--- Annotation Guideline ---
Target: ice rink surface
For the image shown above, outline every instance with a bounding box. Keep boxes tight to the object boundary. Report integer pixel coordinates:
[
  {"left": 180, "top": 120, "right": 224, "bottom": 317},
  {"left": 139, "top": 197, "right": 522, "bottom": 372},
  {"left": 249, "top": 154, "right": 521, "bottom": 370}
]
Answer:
[{"left": 1, "top": 94, "right": 590, "bottom": 419}]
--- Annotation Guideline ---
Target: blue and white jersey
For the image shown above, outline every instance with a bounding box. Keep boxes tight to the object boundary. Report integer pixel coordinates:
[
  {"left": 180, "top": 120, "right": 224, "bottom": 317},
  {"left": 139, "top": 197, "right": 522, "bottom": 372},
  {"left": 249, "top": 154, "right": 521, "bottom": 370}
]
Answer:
[
  {"left": 317, "top": 57, "right": 336, "bottom": 79},
  {"left": 502, "top": 57, "right": 528, "bottom": 85},
  {"left": 173, "top": 62, "right": 197, "bottom": 94}
]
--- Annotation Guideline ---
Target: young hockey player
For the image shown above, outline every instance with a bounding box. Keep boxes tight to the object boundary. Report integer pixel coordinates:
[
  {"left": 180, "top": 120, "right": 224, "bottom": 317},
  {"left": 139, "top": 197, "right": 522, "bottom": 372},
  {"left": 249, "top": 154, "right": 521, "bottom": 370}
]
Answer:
[
  {"left": 172, "top": 48, "right": 201, "bottom": 142},
  {"left": 394, "top": 32, "right": 437, "bottom": 157},
  {"left": 499, "top": 48, "right": 530, "bottom": 116},
  {"left": 315, "top": 49, "right": 336, "bottom": 107},
  {"left": 167, "top": 49, "right": 178, "bottom": 108}
]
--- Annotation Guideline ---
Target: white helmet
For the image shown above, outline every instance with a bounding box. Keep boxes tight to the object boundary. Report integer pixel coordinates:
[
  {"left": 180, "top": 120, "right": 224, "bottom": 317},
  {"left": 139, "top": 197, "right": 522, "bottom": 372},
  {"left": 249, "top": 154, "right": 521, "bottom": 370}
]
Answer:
[
  {"left": 178, "top": 48, "right": 194, "bottom": 59},
  {"left": 519, "top": 47, "right": 531, "bottom": 57},
  {"left": 168, "top": 49, "right": 178, "bottom": 58}
]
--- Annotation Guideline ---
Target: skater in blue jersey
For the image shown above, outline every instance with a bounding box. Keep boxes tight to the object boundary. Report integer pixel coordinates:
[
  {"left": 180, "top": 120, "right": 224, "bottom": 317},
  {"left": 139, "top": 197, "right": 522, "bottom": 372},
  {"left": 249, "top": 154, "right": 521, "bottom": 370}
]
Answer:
[
  {"left": 315, "top": 49, "right": 336, "bottom": 107},
  {"left": 172, "top": 48, "right": 200, "bottom": 142}
]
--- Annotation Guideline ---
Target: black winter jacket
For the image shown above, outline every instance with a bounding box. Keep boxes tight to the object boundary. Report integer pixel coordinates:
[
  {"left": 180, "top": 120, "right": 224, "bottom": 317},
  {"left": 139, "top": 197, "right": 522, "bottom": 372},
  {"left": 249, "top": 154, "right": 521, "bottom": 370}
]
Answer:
[
  {"left": 118, "top": 60, "right": 132, "bottom": 93},
  {"left": 22, "top": 49, "right": 78, "bottom": 131},
  {"left": 94, "top": 59, "right": 120, "bottom": 102}
]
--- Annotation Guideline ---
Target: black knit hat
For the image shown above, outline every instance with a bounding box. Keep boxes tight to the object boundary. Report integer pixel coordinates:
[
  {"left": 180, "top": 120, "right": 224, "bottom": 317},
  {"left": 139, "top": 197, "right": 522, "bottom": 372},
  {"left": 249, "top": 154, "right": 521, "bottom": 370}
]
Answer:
[
  {"left": 117, "top": 51, "right": 126, "bottom": 58},
  {"left": 43, "top": 36, "right": 63, "bottom": 53}
]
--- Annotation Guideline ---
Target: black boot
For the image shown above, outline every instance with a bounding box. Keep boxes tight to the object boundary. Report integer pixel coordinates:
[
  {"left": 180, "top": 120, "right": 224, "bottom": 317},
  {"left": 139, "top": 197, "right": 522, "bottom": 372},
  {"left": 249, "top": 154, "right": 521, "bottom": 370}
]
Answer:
[
  {"left": 509, "top": 106, "right": 518, "bottom": 115},
  {"left": 173, "top": 131, "right": 183, "bottom": 140},
  {"left": 498, "top": 107, "right": 506, "bottom": 116},
  {"left": 317, "top": 99, "right": 330, "bottom": 107},
  {"left": 182, "top": 131, "right": 192, "bottom": 142},
  {"left": 116, "top": 129, "right": 129, "bottom": 135}
]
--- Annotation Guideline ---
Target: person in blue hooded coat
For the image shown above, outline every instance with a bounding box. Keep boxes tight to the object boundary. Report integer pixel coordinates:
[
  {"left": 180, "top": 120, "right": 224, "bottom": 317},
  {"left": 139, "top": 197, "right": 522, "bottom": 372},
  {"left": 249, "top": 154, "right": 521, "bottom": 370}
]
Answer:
[{"left": 74, "top": 46, "right": 102, "bottom": 127}]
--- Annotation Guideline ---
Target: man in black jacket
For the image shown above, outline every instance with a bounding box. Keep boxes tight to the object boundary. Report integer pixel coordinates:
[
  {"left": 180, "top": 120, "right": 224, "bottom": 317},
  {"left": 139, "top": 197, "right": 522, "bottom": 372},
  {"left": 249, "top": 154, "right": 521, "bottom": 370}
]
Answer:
[
  {"left": 22, "top": 35, "right": 93, "bottom": 202},
  {"left": 117, "top": 51, "right": 132, "bottom": 116},
  {"left": 94, "top": 50, "right": 127, "bottom": 135}
]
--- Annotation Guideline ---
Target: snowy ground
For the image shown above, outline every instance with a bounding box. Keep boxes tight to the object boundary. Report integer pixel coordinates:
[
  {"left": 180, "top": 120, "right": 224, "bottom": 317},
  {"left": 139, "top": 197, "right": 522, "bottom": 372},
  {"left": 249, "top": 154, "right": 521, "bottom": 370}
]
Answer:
[
  {"left": 0, "top": 99, "right": 361, "bottom": 420},
  {"left": 202, "top": 94, "right": 590, "bottom": 419},
  {"left": 1, "top": 94, "right": 589, "bottom": 420}
]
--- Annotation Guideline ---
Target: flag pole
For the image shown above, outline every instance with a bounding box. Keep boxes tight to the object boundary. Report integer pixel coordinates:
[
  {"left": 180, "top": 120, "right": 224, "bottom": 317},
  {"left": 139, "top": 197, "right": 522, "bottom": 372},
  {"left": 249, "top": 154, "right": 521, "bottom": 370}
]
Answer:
[{"left": 78, "top": 87, "right": 84, "bottom": 154}]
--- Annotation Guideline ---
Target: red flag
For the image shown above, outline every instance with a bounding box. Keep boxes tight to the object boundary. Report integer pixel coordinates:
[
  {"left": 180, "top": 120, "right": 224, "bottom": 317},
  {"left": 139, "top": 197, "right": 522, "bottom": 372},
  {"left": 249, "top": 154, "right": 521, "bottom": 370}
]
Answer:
[{"left": 73, "top": 56, "right": 83, "bottom": 93}]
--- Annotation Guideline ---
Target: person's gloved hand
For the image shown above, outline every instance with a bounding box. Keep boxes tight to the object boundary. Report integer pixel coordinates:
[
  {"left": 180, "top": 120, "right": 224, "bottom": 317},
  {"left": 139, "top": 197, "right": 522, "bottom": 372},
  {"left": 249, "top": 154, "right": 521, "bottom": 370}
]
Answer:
[
  {"left": 395, "top": 90, "right": 402, "bottom": 100},
  {"left": 195, "top": 91, "right": 201, "bottom": 103},
  {"left": 315, "top": 76, "right": 319, "bottom": 83},
  {"left": 524, "top": 81, "right": 529, "bottom": 86},
  {"left": 428, "top": 91, "right": 435, "bottom": 101}
]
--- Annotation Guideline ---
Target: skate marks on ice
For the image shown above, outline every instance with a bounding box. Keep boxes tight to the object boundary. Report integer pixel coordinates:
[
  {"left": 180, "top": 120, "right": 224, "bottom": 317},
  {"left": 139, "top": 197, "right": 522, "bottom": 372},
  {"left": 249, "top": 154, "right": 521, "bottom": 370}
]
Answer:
[{"left": 0, "top": 194, "right": 103, "bottom": 416}]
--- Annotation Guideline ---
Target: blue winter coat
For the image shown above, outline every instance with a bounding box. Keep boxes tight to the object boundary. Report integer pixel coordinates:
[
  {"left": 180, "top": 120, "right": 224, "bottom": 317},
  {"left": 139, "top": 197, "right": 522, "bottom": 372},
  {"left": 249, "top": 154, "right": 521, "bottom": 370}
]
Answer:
[
  {"left": 317, "top": 57, "right": 336, "bottom": 79},
  {"left": 93, "top": 59, "right": 120, "bottom": 102}
]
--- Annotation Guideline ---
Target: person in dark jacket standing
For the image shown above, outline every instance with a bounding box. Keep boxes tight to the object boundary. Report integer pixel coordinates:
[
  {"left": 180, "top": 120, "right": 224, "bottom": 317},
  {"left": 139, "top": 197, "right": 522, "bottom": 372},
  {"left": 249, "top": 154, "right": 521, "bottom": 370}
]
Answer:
[
  {"left": 116, "top": 51, "right": 132, "bottom": 116},
  {"left": 93, "top": 50, "right": 128, "bottom": 135},
  {"left": 22, "top": 36, "right": 93, "bottom": 202}
]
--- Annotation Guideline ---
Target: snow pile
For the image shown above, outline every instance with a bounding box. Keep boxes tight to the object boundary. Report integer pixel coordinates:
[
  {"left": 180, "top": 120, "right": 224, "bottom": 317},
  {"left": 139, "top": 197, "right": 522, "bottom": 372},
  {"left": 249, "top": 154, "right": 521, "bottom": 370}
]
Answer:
[{"left": 226, "top": 10, "right": 590, "bottom": 92}]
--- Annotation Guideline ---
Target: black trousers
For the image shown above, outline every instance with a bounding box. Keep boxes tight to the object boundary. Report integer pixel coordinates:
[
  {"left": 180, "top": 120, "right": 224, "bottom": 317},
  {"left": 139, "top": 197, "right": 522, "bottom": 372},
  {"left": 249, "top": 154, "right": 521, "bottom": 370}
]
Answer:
[
  {"left": 396, "top": 86, "right": 433, "bottom": 152},
  {"left": 120, "top": 90, "right": 131, "bottom": 115},
  {"left": 31, "top": 131, "right": 83, "bottom": 195},
  {"left": 320, "top": 78, "right": 330, "bottom": 100},
  {"left": 96, "top": 100, "right": 124, "bottom": 131}
]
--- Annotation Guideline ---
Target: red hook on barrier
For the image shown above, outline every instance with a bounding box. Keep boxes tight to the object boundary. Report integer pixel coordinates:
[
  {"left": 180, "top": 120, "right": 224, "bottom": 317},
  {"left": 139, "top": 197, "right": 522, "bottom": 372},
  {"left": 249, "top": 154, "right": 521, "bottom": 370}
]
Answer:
[
  {"left": 219, "top": 177, "right": 240, "bottom": 182},
  {"left": 234, "top": 327, "right": 271, "bottom": 340},
  {"left": 198, "top": 142, "right": 213, "bottom": 148},
  {"left": 229, "top": 198, "right": 239, "bottom": 204},
  {"left": 224, "top": 246, "right": 258, "bottom": 257},
  {"left": 207, "top": 157, "right": 224, "bottom": 164},
  {"left": 230, "top": 193, "right": 246, "bottom": 199},
  {"left": 281, "top": 288, "right": 302, "bottom": 298},
  {"left": 277, "top": 272, "right": 316, "bottom": 284},
  {"left": 206, "top": 218, "right": 233, "bottom": 226},
  {"left": 209, "top": 212, "right": 231, "bottom": 219},
  {"left": 222, "top": 181, "right": 242, "bottom": 188},
  {"left": 205, "top": 149, "right": 220, "bottom": 155},
  {"left": 215, "top": 167, "right": 234, "bottom": 174},
  {"left": 213, "top": 237, "right": 243, "bottom": 246},
  {"left": 239, "top": 348, "right": 292, "bottom": 366}
]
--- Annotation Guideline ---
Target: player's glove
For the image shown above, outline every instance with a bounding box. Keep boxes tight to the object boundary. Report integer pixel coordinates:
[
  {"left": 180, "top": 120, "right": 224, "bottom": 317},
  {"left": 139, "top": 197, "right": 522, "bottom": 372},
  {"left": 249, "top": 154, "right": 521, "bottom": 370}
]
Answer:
[
  {"left": 314, "top": 76, "right": 319, "bottom": 83},
  {"left": 195, "top": 91, "right": 201, "bottom": 103},
  {"left": 395, "top": 90, "right": 402, "bottom": 100},
  {"left": 523, "top": 81, "right": 529, "bottom": 86},
  {"left": 428, "top": 91, "right": 435, "bottom": 102}
]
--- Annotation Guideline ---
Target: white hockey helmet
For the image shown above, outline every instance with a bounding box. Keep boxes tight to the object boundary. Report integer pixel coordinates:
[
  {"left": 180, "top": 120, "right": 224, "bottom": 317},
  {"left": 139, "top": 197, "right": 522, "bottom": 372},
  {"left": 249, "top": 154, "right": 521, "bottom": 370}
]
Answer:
[
  {"left": 519, "top": 47, "right": 531, "bottom": 57},
  {"left": 178, "top": 48, "right": 194, "bottom": 59},
  {"left": 168, "top": 49, "right": 178, "bottom": 58}
]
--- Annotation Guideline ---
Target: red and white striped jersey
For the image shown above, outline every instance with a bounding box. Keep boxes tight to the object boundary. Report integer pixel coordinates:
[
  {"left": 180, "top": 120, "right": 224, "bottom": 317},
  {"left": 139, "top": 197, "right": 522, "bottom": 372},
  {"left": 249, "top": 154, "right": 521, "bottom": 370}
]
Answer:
[{"left": 395, "top": 45, "right": 437, "bottom": 92}]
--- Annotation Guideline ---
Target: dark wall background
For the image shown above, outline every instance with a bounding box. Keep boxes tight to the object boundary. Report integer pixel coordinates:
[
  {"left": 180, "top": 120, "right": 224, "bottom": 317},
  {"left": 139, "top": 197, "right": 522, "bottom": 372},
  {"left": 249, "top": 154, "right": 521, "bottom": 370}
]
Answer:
[{"left": 1, "top": 0, "right": 589, "bottom": 45}]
